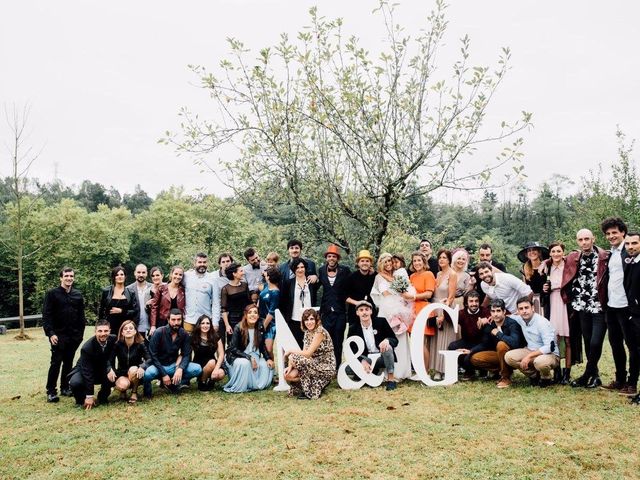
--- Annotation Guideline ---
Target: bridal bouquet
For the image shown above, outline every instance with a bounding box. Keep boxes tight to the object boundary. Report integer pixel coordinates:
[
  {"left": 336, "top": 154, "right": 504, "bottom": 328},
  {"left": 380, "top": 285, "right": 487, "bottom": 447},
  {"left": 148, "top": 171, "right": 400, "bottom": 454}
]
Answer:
[{"left": 390, "top": 275, "right": 410, "bottom": 294}]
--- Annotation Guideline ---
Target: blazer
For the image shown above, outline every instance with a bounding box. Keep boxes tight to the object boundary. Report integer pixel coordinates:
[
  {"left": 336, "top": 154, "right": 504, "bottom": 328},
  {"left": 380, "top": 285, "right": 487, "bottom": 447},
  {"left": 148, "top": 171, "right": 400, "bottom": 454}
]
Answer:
[
  {"left": 279, "top": 257, "right": 318, "bottom": 283},
  {"left": 624, "top": 258, "right": 640, "bottom": 316},
  {"left": 150, "top": 284, "right": 186, "bottom": 327},
  {"left": 318, "top": 263, "right": 351, "bottom": 316},
  {"left": 98, "top": 286, "right": 139, "bottom": 323},
  {"left": 126, "top": 281, "right": 153, "bottom": 320},
  {"left": 560, "top": 246, "right": 609, "bottom": 306},
  {"left": 347, "top": 316, "right": 399, "bottom": 361},
  {"left": 69, "top": 335, "right": 117, "bottom": 394},
  {"left": 280, "top": 277, "right": 319, "bottom": 321}
]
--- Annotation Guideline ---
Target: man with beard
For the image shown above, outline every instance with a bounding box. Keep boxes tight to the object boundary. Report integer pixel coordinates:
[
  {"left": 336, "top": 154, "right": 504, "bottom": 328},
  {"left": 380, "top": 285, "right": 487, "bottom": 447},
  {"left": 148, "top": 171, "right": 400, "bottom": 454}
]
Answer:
[
  {"left": 182, "top": 252, "right": 217, "bottom": 332},
  {"left": 143, "top": 309, "right": 202, "bottom": 397},
  {"left": 345, "top": 250, "right": 377, "bottom": 326},
  {"left": 126, "top": 263, "right": 153, "bottom": 335},
  {"left": 470, "top": 244, "right": 506, "bottom": 303},
  {"left": 477, "top": 262, "right": 532, "bottom": 314},
  {"left": 68, "top": 319, "right": 116, "bottom": 409},
  {"left": 242, "top": 247, "right": 267, "bottom": 304},
  {"left": 467, "top": 299, "right": 526, "bottom": 388},
  {"left": 318, "top": 244, "right": 351, "bottom": 366},
  {"left": 447, "top": 291, "right": 488, "bottom": 380},
  {"left": 43, "top": 267, "right": 87, "bottom": 403}
]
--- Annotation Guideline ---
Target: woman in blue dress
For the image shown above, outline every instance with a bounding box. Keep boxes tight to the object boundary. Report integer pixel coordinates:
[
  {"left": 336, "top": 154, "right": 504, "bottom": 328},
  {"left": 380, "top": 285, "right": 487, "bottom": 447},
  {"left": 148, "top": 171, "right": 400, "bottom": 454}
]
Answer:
[
  {"left": 223, "top": 304, "right": 274, "bottom": 393},
  {"left": 259, "top": 267, "right": 281, "bottom": 359}
]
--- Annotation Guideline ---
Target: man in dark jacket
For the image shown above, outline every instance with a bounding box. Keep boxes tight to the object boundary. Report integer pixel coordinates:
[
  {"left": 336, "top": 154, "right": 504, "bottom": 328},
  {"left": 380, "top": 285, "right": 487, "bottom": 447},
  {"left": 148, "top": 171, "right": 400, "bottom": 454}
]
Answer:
[
  {"left": 467, "top": 299, "right": 526, "bottom": 389},
  {"left": 143, "top": 309, "right": 202, "bottom": 397},
  {"left": 347, "top": 301, "right": 399, "bottom": 391},
  {"left": 623, "top": 232, "right": 640, "bottom": 405},
  {"left": 68, "top": 319, "right": 116, "bottom": 409},
  {"left": 43, "top": 267, "right": 86, "bottom": 403},
  {"left": 318, "top": 244, "right": 351, "bottom": 366}
]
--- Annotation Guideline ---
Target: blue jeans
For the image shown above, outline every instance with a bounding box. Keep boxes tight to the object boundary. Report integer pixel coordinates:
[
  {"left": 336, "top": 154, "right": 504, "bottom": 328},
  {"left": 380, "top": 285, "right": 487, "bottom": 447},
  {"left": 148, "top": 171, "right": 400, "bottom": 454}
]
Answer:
[{"left": 143, "top": 362, "right": 202, "bottom": 396}]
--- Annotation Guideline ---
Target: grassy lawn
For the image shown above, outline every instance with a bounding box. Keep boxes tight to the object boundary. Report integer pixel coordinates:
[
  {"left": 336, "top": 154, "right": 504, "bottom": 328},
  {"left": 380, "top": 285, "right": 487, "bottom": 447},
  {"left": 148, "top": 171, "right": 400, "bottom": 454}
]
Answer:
[{"left": 0, "top": 327, "right": 637, "bottom": 480}]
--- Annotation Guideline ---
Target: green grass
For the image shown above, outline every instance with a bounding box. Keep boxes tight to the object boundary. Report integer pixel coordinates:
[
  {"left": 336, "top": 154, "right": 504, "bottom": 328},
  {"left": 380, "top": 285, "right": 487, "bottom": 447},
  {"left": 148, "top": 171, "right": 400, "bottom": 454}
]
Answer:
[{"left": 1, "top": 328, "right": 638, "bottom": 479}]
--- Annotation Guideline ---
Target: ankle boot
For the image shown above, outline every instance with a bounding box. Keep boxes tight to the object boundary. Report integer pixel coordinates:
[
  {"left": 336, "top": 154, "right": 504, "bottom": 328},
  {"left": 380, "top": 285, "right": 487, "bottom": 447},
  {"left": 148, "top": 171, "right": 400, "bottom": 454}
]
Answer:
[
  {"left": 560, "top": 367, "right": 571, "bottom": 386},
  {"left": 553, "top": 368, "right": 562, "bottom": 384}
]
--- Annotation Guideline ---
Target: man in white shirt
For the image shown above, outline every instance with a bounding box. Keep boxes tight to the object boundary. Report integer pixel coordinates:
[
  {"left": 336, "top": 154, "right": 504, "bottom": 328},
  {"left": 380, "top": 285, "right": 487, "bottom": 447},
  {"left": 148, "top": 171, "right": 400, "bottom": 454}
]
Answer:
[
  {"left": 601, "top": 217, "right": 636, "bottom": 396},
  {"left": 505, "top": 297, "right": 560, "bottom": 388},
  {"left": 477, "top": 262, "right": 532, "bottom": 313},
  {"left": 182, "top": 253, "right": 217, "bottom": 333}
]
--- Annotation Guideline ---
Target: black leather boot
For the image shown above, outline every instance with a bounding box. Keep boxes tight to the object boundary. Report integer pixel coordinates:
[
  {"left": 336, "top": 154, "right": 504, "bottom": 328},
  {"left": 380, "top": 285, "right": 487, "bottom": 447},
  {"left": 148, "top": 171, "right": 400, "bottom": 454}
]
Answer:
[{"left": 560, "top": 367, "right": 571, "bottom": 386}]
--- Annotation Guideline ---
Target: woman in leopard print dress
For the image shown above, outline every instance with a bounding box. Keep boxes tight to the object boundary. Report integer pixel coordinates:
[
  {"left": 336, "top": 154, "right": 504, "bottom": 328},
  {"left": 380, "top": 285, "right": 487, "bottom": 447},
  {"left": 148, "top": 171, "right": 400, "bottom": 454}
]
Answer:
[{"left": 284, "top": 309, "right": 335, "bottom": 399}]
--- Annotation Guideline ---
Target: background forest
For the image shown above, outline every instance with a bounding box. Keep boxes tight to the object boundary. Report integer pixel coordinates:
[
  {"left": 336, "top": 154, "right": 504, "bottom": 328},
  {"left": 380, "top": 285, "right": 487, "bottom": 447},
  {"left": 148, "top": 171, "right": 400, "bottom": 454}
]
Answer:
[{"left": 1, "top": 130, "right": 637, "bottom": 321}]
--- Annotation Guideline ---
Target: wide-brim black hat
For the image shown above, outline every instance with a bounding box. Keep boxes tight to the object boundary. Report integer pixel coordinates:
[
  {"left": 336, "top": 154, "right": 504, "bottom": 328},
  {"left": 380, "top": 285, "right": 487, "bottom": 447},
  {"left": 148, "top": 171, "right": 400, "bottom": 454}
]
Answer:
[{"left": 517, "top": 242, "right": 550, "bottom": 263}]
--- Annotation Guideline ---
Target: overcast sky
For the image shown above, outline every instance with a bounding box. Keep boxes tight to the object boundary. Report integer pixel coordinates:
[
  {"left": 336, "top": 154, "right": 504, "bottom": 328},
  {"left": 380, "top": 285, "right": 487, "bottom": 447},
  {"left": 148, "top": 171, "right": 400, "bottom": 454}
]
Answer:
[{"left": 1, "top": 1, "right": 639, "bottom": 202}]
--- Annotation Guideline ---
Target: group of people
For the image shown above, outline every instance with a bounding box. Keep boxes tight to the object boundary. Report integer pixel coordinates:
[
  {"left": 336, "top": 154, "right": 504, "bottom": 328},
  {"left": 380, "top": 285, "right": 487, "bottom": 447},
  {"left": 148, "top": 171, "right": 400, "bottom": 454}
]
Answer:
[{"left": 42, "top": 217, "right": 640, "bottom": 408}]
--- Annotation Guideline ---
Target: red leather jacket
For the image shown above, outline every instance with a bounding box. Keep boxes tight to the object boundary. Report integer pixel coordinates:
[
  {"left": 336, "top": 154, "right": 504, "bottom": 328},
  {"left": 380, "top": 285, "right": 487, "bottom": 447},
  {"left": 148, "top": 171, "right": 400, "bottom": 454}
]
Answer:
[
  {"left": 150, "top": 284, "right": 186, "bottom": 327},
  {"left": 560, "top": 246, "right": 609, "bottom": 307}
]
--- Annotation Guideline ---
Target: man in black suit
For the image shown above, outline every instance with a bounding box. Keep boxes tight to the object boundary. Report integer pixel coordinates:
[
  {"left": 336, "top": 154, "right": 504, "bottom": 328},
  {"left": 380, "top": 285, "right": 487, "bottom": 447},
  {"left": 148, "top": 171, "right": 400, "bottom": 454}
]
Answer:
[
  {"left": 42, "top": 267, "right": 86, "bottom": 403},
  {"left": 347, "top": 301, "right": 399, "bottom": 390},
  {"left": 623, "top": 232, "right": 640, "bottom": 404},
  {"left": 68, "top": 319, "right": 117, "bottom": 409},
  {"left": 601, "top": 218, "right": 636, "bottom": 395},
  {"left": 318, "top": 244, "right": 351, "bottom": 367}
]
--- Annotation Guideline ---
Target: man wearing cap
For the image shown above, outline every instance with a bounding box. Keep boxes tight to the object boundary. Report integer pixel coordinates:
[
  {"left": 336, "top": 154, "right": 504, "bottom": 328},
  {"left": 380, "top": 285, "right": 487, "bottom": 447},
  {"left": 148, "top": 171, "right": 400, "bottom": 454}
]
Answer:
[
  {"left": 347, "top": 301, "right": 399, "bottom": 391},
  {"left": 318, "top": 244, "right": 351, "bottom": 366},
  {"left": 345, "top": 250, "right": 377, "bottom": 326},
  {"left": 562, "top": 229, "right": 609, "bottom": 389}
]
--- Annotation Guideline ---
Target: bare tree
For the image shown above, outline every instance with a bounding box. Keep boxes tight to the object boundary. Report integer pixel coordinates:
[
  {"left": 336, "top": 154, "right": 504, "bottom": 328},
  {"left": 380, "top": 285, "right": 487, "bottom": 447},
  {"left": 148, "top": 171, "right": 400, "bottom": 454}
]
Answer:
[{"left": 1, "top": 104, "right": 43, "bottom": 339}]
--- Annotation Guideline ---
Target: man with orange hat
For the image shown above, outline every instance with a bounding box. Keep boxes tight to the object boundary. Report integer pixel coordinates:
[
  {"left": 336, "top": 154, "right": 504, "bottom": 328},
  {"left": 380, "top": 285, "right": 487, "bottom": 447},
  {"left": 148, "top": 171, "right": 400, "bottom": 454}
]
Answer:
[
  {"left": 345, "top": 249, "right": 377, "bottom": 327},
  {"left": 318, "top": 244, "right": 352, "bottom": 366}
]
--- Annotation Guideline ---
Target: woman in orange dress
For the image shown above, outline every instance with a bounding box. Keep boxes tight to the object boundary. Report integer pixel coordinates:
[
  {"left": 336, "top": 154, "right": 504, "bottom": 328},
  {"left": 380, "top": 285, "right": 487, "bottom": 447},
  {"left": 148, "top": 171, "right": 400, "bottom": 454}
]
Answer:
[{"left": 407, "top": 252, "right": 436, "bottom": 372}]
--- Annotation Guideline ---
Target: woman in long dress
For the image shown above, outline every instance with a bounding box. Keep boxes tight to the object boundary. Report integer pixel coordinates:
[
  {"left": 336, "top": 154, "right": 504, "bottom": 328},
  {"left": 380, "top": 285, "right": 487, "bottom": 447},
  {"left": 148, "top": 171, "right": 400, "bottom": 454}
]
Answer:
[
  {"left": 223, "top": 305, "right": 274, "bottom": 393},
  {"left": 284, "top": 309, "right": 335, "bottom": 399},
  {"left": 429, "top": 249, "right": 459, "bottom": 379},
  {"left": 370, "top": 253, "right": 414, "bottom": 379}
]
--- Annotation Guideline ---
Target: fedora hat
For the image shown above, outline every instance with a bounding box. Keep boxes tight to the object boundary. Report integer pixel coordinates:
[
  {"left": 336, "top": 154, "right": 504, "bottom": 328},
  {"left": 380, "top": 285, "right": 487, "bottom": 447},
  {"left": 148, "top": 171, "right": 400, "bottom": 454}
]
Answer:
[
  {"left": 517, "top": 242, "right": 550, "bottom": 263},
  {"left": 324, "top": 244, "right": 341, "bottom": 259},
  {"left": 355, "top": 249, "right": 374, "bottom": 262}
]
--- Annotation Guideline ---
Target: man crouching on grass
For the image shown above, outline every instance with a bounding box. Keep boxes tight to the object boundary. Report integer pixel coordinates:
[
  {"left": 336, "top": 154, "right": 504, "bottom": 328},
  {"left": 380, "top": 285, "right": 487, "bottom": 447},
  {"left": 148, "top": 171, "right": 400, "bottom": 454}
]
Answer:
[
  {"left": 505, "top": 297, "right": 560, "bottom": 387},
  {"left": 143, "top": 309, "right": 202, "bottom": 397},
  {"left": 346, "top": 301, "right": 399, "bottom": 391},
  {"left": 68, "top": 320, "right": 117, "bottom": 410}
]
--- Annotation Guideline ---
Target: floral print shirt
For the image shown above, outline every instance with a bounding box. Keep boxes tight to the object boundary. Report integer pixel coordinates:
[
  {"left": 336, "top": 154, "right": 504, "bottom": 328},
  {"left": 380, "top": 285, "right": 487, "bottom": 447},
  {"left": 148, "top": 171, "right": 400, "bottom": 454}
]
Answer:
[{"left": 571, "top": 251, "right": 602, "bottom": 313}]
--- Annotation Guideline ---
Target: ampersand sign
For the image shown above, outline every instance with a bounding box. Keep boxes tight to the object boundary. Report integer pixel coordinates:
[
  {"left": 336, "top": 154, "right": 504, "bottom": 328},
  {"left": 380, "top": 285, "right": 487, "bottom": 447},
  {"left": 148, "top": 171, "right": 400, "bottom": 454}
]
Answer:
[{"left": 337, "top": 336, "right": 385, "bottom": 390}]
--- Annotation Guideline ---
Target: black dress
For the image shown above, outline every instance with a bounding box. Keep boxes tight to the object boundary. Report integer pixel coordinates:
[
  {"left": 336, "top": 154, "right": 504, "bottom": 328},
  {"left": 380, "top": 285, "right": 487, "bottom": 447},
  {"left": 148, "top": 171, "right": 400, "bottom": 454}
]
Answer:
[{"left": 221, "top": 283, "right": 251, "bottom": 331}]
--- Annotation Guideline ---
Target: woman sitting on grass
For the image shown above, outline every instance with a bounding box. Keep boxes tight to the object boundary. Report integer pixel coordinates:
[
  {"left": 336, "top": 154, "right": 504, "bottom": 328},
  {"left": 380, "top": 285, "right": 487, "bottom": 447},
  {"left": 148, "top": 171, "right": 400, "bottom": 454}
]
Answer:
[
  {"left": 284, "top": 308, "right": 336, "bottom": 400},
  {"left": 223, "top": 305, "right": 274, "bottom": 393},
  {"left": 111, "top": 320, "right": 149, "bottom": 404},
  {"left": 191, "top": 315, "right": 225, "bottom": 391}
]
